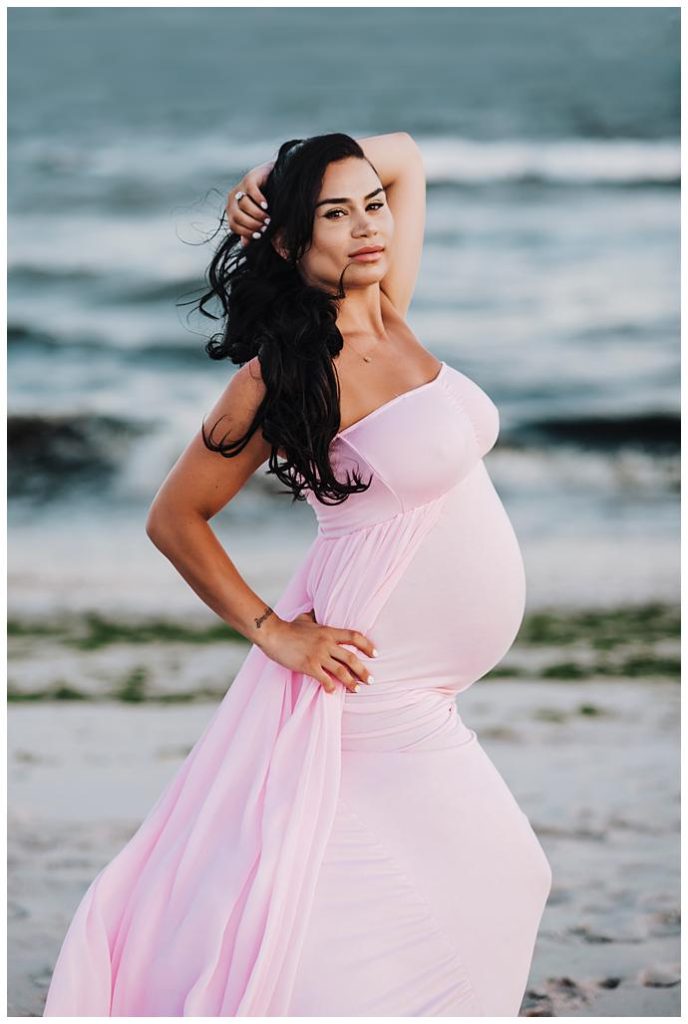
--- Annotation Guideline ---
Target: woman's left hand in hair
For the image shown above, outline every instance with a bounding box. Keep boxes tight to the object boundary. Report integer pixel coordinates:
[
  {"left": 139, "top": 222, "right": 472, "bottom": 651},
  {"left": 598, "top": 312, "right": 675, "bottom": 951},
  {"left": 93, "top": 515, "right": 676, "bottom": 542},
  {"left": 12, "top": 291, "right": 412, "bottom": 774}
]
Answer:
[{"left": 226, "top": 161, "right": 274, "bottom": 247}]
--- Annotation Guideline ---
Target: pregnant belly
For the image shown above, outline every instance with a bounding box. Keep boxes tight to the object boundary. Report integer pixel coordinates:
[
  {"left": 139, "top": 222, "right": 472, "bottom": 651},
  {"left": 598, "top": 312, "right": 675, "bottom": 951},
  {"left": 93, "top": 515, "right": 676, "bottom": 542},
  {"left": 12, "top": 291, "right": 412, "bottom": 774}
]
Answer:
[
  {"left": 339, "top": 463, "right": 526, "bottom": 752},
  {"left": 364, "top": 462, "right": 526, "bottom": 693}
]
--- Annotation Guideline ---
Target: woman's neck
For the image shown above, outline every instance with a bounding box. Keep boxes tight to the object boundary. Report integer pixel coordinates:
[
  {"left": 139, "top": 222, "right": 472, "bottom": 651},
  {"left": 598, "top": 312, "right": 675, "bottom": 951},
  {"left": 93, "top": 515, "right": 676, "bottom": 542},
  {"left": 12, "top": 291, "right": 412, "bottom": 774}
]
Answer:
[{"left": 335, "top": 284, "right": 387, "bottom": 340}]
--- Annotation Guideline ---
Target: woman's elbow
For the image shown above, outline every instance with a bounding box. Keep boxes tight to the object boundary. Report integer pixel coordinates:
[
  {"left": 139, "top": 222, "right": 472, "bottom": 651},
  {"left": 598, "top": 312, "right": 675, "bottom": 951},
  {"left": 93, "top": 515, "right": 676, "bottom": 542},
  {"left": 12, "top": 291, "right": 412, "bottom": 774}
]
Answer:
[
  {"left": 145, "top": 499, "right": 208, "bottom": 551},
  {"left": 145, "top": 502, "right": 175, "bottom": 549}
]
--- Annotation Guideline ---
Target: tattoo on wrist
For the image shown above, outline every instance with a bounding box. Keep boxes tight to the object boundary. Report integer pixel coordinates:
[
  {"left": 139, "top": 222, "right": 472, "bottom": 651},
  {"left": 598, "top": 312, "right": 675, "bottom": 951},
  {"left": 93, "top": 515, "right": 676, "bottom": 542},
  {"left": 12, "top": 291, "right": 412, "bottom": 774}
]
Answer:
[{"left": 254, "top": 606, "right": 275, "bottom": 630}]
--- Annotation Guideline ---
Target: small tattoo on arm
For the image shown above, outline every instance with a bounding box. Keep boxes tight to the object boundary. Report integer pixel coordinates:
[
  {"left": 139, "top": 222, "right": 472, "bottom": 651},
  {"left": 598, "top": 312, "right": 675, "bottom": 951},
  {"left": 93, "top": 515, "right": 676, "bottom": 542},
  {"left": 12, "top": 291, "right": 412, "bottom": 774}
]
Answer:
[{"left": 255, "top": 606, "right": 275, "bottom": 629}]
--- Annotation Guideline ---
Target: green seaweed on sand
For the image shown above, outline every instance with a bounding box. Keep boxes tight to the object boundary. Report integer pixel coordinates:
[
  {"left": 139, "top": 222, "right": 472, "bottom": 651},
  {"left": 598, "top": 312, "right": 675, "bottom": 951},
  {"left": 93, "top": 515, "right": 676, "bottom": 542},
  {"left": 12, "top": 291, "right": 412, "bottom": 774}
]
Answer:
[
  {"left": 8, "top": 613, "right": 248, "bottom": 650},
  {"left": 520, "top": 602, "right": 679, "bottom": 648}
]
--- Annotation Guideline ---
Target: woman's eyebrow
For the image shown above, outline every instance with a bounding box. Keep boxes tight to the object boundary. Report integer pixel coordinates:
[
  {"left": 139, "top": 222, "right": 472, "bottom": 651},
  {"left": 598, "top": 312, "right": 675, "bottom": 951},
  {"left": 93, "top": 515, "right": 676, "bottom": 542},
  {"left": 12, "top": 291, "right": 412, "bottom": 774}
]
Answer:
[{"left": 315, "top": 186, "right": 385, "bottom": 209}]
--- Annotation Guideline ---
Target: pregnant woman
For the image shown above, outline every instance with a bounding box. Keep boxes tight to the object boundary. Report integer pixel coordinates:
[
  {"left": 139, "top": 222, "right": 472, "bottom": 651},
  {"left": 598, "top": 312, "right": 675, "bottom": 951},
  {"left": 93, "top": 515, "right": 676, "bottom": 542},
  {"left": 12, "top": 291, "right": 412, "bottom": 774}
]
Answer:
[{"left": 43, "top": 131, "right": 552, "bottom": 1017}]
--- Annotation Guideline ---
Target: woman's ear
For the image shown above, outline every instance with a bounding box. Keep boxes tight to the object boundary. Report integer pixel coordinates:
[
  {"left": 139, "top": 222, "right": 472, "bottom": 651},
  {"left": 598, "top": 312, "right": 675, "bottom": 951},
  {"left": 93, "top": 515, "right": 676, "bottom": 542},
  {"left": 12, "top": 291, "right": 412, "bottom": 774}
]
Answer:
[{"left": 271, "top": 230, "right": 289, "bottom": 262}]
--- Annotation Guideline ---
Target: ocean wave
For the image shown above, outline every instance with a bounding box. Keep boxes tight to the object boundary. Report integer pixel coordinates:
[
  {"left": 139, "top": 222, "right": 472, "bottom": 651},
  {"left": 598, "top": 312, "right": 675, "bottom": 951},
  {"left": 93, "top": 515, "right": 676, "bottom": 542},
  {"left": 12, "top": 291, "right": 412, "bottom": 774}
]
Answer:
[
  {"left": 8, "top": 264, "right": 205, "bottom": 305},
  {"left": 8, "top": 264, "right": 100, "bottom": 286},
  {"left": 8, "top": 322, "right": 207, "bottom": 365},
  {"left": 515, "top": 412, "right": 679, "bottom": 451},
  {"left": 8, "top": 412, "right": 149, "bottom": 500},
  {"left": 420, "top": 137, "right": 679, "bottom": 187},
  {"left": 10, "top": 134, "right": 680, "bottom": 192},
  {"left": 7, "top": 402, "right": 679, "bottom": 510}
]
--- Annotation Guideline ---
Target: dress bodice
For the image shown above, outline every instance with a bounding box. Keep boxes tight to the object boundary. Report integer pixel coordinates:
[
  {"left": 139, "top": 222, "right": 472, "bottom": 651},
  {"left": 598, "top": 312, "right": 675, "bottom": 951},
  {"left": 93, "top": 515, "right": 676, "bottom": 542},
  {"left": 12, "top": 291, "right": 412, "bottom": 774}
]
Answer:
[{"left": 305, "top": 362, "right": 500, "bottom": 538}]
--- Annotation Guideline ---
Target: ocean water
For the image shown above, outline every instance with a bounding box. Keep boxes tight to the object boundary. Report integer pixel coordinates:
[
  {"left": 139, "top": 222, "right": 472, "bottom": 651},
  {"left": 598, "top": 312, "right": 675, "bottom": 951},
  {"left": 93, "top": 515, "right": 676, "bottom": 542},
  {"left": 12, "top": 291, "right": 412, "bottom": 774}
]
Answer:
[{"left": 7, "top": 7, "right": 679, "bottom": 614}]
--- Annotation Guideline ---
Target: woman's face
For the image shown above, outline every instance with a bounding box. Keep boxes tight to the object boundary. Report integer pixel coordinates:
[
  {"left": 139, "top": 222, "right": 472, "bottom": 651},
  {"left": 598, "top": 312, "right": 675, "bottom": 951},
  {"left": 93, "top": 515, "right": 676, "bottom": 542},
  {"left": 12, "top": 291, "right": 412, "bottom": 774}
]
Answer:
[{"left": 291, "top": 157, "right": 394, "bottom": 292}]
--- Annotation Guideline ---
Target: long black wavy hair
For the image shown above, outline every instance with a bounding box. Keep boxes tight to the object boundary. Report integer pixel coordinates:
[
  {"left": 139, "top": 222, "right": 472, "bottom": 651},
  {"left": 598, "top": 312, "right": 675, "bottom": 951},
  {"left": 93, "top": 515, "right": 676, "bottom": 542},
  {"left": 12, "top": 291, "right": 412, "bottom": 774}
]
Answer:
[{"left": 192, "top": 132, "right": 381, "bottom": 506}]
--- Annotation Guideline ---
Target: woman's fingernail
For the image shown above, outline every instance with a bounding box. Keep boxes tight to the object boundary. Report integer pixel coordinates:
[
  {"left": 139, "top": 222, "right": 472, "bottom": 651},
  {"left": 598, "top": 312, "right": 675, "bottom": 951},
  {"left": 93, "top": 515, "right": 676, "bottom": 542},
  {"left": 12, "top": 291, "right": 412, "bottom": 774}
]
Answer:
[
  {"left": 260, "top": 224, "right": 267, "bottom": 232},
  {"left": 367, "top": 676, "right": 375, "bottom": 685},
  {"left": 260, "top": 201, "right": 268, "bottom": 209},
  {"left": 252, "top": 231, "right": 261, "bottom": 239},
  {"left": 372, "top": 648, "right": 379, "bottom": 657},
  {"left": 264, "top": 216, "right": 271, "bottom": 224}
]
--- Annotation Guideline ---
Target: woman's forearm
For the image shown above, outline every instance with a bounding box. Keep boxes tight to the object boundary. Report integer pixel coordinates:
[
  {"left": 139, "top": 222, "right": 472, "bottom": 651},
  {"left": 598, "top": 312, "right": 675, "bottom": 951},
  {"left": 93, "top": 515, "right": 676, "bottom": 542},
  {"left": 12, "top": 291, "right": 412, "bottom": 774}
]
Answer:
[
  {"left": 252, "top": 132, "right": 417, "bottom": 196},
  {"left": 355, "top": 131, "right": 421, "bottom": 188},
  {"left": 145, "top": 510, "right": 282, "bottom": 649}
]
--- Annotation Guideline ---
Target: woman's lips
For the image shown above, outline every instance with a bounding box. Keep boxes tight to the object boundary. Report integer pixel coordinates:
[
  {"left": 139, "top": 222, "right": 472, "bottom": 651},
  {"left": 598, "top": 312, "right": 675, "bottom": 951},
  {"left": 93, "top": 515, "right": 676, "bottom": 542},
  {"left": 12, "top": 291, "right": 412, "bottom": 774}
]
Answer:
[{"left": 350, "top": 250, "right": 384, "bottom": 262}]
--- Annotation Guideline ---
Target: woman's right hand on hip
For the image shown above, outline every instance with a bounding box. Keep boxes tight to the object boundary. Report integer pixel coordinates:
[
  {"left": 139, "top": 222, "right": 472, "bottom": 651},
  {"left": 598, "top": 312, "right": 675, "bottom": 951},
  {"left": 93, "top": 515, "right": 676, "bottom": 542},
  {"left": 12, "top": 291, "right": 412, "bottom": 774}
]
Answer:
[{"left": 258, "top": 609, "right": 377, "bottom": 694}]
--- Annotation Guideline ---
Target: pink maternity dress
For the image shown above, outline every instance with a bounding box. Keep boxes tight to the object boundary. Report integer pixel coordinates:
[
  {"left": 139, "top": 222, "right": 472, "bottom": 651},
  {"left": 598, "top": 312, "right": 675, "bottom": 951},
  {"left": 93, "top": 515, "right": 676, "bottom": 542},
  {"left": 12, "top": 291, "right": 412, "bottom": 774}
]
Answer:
[{"left": 43, "top": 359, "right": 552, "bottom": 1017}]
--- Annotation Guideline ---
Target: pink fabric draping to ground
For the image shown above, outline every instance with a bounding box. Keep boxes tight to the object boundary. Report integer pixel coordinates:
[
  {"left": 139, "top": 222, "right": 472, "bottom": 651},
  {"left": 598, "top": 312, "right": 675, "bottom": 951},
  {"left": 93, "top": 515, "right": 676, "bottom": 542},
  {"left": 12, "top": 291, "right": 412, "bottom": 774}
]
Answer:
[{"left": 44, "top": 361, "right": 552, "bottom": 1016}]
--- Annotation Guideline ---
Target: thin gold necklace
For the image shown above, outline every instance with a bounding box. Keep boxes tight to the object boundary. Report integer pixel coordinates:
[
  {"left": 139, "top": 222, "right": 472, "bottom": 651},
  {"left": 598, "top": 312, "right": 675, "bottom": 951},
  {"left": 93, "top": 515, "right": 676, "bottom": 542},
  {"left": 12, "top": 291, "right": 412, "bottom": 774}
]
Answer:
[{"left": 345, "top": 335, "right": 385, "bottom": 364}]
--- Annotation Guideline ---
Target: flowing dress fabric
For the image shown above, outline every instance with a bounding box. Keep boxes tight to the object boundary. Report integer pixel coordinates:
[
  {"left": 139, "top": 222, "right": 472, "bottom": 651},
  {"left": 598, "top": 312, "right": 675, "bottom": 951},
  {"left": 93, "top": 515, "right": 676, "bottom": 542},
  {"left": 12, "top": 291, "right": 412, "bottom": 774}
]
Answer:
[{"left": 43, "top": 361, "right": 552, "bottom": 1017}]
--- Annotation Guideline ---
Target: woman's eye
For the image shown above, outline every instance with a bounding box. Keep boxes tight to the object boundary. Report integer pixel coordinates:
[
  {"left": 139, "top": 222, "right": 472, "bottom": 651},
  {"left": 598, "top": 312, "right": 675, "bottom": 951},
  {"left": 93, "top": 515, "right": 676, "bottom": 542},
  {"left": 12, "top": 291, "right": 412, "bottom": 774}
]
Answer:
[{"left": 325, "top": 202, "right": 385, "bottom": 220}]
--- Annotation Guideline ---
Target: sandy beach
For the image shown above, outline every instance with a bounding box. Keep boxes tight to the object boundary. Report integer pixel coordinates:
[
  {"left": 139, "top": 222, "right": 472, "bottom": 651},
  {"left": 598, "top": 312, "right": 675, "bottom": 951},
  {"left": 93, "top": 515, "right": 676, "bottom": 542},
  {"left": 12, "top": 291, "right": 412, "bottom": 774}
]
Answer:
[{"left": 7, "top": 602, "right": 679, "bottom": 1017}]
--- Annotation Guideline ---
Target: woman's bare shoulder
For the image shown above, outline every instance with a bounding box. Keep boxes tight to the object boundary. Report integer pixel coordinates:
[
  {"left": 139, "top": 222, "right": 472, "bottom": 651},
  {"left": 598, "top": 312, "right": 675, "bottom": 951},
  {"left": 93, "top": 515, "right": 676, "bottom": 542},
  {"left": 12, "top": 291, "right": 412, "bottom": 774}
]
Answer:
[
  {"left": 231, "top": 357, "right": 289, "bottom": 459},
  {"left": 237, "top": 355, "right": 267, "bottom": 393},
  {"left": 215, "top": 356, "right": 267, "bottom": 421},
  {"left": 198, "top": 358, "right": 268, "bottom": 455}
]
